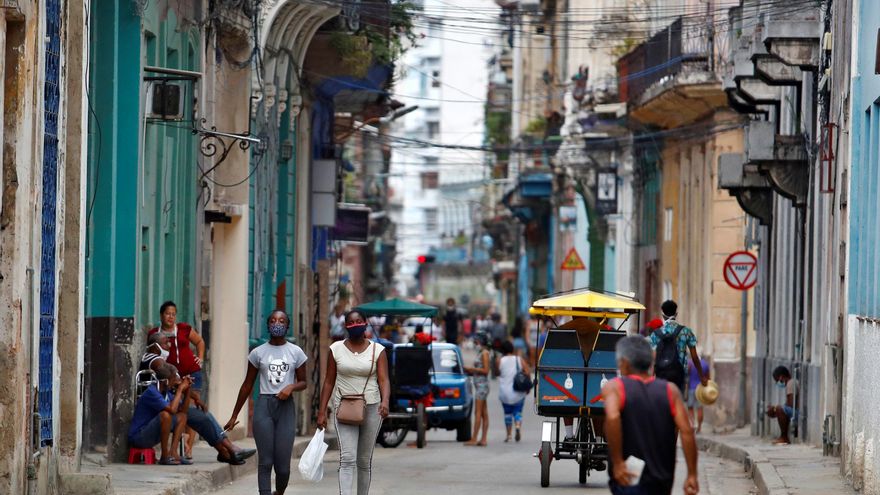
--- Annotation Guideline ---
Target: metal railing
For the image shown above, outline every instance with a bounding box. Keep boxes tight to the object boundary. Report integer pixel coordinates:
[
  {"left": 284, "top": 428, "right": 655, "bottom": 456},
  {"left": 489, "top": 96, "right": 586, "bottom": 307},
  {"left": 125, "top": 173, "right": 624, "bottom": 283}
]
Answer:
[{"left": 617, "top": 16, "right": 723, "bottom": 105}]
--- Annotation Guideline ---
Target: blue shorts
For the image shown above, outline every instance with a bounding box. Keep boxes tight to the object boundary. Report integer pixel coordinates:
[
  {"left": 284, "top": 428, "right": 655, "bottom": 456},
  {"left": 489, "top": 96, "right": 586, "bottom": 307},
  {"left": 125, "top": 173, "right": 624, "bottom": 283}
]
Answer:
[
  {"left": 187, "top": 371, "right": 203, "bottom": 391},
  {"left": 129, "top": 413, "right": 180, "bottom": 448},
  {"left": 782, "top": 405, "right": 796, "bottom": 419}
]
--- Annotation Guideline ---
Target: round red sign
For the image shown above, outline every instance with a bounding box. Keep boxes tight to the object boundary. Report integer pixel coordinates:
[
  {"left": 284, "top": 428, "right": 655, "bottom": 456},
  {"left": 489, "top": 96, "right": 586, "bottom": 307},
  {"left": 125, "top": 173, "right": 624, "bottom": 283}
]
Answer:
[{"left": 723, "top": 251, "right": 758, "bottom": 291}]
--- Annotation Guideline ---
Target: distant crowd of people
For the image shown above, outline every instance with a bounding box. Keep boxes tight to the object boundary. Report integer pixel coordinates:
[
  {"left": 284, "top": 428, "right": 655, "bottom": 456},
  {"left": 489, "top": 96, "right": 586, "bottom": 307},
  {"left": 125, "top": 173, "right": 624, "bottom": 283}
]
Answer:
[{"left": 127, "top": 295, "right": 798, "bottom": 495}]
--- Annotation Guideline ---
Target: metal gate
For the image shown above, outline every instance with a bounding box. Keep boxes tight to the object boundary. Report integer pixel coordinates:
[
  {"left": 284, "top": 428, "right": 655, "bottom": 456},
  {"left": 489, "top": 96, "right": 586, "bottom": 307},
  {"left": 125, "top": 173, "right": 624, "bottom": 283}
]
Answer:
[{"left": 38, "top": 0, "right": 62, "bottom": 446}]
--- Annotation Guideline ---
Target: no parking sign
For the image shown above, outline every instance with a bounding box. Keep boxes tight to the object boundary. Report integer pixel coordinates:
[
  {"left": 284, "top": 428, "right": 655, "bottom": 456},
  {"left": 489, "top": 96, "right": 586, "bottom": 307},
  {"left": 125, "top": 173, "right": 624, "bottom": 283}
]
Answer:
[{"left": 723, "top": 251, "right": 758, "bottom": 291}]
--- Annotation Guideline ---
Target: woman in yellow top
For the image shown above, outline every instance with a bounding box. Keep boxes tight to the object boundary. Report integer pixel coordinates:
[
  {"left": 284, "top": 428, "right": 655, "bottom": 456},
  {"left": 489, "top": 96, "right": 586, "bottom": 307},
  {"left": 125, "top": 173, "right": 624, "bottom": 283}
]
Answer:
[{"left": 318, "top": 310, "right": 390, "bottom": 495}]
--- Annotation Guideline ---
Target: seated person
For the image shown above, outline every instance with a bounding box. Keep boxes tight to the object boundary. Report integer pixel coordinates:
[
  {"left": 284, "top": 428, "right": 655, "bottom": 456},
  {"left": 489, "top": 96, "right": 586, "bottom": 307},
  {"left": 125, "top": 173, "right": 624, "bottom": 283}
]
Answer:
[
  {"left": 128, "top": 364, "right": 256, "bottom": 465},
  {"left": 766, "top": 365, "right": 798, "bottom": 445},
  {"left": 140, "top": 332, "right": 172, "bottom": 372},
  {"left": 411, "top": 324, "right": 436, "bottom": 345}
]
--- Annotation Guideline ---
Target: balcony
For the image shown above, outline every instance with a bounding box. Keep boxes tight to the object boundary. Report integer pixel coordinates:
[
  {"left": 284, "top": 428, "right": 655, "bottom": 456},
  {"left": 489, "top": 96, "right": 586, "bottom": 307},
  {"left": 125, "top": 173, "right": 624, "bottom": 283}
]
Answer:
[
  {"left": 745, "top": 121, "right": 808, "bottom": 206},
  {"left": 617, "top": 17, "right": 728, "bottom": 128},
  {"left": 717, "top": 153, "right": 773, "bottom": 225}
]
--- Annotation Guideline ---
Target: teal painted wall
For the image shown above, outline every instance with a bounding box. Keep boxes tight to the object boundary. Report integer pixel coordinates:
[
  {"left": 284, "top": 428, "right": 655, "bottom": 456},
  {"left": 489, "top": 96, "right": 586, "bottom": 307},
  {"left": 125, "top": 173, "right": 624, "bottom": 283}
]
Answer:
[
  {"left": 248, "top": 71, "right": 297, "bottom": 338},
  {"left": 137, "top": 4, "right": 200, "bottom": 328},
  {"left": 86, "top": 1, "right": 200, "bottom": 327},
  {"left": 85, "top": 0, "right": 142, "bottom": 318}
]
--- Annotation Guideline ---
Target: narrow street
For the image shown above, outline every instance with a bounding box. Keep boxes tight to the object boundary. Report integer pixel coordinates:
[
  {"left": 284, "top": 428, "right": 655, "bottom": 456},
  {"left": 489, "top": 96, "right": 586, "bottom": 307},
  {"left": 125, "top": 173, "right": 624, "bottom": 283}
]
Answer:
[{"left": 213, "top": 367, "right": 756, "bottom": 494}]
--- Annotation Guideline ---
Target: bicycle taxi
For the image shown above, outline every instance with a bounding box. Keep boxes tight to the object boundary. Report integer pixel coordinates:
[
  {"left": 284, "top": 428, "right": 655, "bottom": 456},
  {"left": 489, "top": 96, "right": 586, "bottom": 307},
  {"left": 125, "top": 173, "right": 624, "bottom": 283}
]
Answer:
[{"left": 529, "top": 289, "right": 644, "bottom": 487}]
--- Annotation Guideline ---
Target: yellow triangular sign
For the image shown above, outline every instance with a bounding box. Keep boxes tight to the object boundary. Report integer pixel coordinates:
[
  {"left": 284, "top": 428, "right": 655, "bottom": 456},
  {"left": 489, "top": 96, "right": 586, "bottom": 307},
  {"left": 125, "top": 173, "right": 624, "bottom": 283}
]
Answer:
[{"left": 561, "top": 248, "right": 586, "bottom": 271}]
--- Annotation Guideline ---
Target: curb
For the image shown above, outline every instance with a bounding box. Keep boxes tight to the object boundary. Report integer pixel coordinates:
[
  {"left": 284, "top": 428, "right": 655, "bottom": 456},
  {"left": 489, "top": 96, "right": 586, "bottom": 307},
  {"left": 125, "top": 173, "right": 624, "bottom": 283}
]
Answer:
[
  {"left": 67, "top": 433, "right": 338, "bottom": 495},
  {"left": 697, "top": 436, "right": 789, "bottom": 495}
]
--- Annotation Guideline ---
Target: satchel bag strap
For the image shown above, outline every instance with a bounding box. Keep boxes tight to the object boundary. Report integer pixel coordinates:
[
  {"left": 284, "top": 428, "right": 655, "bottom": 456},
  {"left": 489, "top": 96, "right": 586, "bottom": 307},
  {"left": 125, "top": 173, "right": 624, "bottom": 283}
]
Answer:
[{"left": 360, "top": 342, "right": 376, "bottom": 396}]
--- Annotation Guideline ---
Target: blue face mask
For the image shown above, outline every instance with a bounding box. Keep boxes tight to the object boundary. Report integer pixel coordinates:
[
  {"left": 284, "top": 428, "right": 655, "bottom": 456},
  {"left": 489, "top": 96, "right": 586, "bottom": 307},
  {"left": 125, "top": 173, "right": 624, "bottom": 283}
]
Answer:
[
  {"left": 268, "top": 322, "right": 287, "bottom": 338},
  {"left": 347, "top": 323, "right": 368, "bottom": 339},
  {"left": 776, "top": 380, "right": 786, "bottom": 389}
]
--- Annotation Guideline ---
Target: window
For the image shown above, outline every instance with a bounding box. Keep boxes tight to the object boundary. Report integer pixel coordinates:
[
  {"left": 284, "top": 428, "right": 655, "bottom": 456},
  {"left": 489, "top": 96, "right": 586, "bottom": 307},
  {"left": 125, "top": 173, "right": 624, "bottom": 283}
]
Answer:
[
  {"left": 425, "top": 208, "right": 439, "bottom": 231},
  {"left": 664, "top": 208, "right": 673, "bottom": 242},
  {"left": 431, "top": 70, "right": 441, "bottom": 87},
  {"left": 424, "top": 156, "right": 439, "bottom": 168},
  {"left": 421, "top": 171, "right": 439, "bottom": 189},
  {"left": 427, "top": 122, "right": 440, "bottom": 139},
  {"left": 427, "top": 19, "right": 442, "bottom": 38}
]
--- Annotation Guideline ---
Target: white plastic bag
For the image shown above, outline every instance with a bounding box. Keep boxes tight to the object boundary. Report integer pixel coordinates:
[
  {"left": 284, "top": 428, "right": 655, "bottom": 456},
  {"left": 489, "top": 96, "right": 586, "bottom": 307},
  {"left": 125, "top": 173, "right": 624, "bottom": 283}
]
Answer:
[{"left": 298, "top": 428, "right": 329, "bottom": 482}]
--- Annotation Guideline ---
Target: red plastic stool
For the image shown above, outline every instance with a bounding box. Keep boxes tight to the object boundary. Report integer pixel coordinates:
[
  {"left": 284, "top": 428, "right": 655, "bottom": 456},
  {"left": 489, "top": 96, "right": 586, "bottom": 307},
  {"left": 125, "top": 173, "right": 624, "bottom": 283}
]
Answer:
[{"left": 128, "top": 447, "right": 156, "bottom": 465}]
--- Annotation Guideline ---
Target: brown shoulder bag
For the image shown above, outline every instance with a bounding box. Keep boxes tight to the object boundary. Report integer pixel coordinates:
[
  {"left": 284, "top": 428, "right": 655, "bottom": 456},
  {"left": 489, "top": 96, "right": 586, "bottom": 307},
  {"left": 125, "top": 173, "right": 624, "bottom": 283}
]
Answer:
[{"left": 336, "top": 342, "right": 376, "bottom": 425}]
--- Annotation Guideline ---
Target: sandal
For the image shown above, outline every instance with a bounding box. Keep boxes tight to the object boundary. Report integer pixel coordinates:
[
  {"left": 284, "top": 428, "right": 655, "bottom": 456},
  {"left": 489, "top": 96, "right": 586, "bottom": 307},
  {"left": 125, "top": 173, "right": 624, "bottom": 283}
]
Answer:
[
  {"left": 179, "top": 457, "right": 193, "bottom": 465},
  {"left": 158, "top": 457, "right": 180, "bottom": 466},
  {"left": 515, "top": 428, "right": 521, "bottom": 442}
]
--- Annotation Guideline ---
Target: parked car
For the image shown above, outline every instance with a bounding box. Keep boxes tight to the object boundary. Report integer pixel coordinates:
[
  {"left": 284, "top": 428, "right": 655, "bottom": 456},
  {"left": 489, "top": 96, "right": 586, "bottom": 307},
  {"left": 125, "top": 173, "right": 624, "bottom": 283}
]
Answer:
[{"left": 394, "top": 343, "right": 474, "bottom": 442}]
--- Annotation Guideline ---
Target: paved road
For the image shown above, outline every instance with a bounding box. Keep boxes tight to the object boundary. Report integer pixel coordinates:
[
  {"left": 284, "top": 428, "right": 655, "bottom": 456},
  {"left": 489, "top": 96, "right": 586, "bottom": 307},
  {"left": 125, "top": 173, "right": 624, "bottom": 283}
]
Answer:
[{"left": 212, "top": 367, "right": 755, "bottom": 494}]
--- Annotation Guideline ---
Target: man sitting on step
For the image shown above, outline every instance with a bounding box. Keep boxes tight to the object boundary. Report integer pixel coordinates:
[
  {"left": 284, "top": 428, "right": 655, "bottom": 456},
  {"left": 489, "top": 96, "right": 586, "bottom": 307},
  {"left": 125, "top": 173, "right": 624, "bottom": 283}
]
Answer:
[{"left": 128, "top": 363, "right": 256, "bottom": 465}]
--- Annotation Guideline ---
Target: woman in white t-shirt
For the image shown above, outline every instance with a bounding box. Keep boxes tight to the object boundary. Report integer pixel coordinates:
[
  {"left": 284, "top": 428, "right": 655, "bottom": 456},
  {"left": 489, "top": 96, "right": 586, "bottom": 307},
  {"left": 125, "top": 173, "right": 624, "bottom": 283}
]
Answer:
[
  {"left": 318, "top": 310, "right": 390, "bottom": 495},
  {"left": 496, "top": 340, "right": 530, "bottom": 443},
  {"left": 225, "top": 310, "right": 307, "bottom": 495}
]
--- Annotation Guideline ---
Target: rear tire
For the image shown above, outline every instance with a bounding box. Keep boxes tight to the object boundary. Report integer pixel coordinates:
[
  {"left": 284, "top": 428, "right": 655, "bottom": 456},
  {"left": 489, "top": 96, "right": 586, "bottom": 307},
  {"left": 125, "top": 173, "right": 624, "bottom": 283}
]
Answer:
[
  {"left": 416, "top": 404, "right": 427, "bottom": 448},
  {"left": 540, "top": 441, "right": 552, "bottom": 487},
  {"left": 377, "top": 427, "right": 408, "bottom": 448}
]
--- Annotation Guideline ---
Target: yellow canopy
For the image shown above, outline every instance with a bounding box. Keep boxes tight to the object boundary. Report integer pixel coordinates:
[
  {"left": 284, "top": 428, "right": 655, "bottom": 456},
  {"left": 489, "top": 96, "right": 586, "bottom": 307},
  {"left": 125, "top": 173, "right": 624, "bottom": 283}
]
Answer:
[{"left": 529, "top": 289, "right": 645, "bottom": 318}]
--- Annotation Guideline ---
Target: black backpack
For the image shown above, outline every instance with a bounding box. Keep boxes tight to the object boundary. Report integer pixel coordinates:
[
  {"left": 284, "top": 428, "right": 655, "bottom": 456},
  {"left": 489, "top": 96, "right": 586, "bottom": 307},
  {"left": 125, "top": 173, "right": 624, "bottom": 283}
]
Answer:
[{"left": 653, "top": 324, "right": 685, "bottom": 387}]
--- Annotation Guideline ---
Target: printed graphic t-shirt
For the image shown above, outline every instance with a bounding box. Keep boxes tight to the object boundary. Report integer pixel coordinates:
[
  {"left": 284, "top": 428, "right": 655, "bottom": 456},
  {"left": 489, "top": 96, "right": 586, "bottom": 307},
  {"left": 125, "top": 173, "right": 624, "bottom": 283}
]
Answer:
[{"left": 248, "top": 342, "right": 308, "bottom": 395}]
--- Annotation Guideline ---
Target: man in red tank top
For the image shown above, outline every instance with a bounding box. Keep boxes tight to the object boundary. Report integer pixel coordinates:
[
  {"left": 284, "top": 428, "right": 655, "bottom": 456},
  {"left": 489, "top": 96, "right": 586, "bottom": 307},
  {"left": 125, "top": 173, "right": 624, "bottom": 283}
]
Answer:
[
  {"left": 602, "top": 336, "right": 700, "bottom": 495},
  {"left": 148, "top": 301, "right": 206, "bottom": 461}
]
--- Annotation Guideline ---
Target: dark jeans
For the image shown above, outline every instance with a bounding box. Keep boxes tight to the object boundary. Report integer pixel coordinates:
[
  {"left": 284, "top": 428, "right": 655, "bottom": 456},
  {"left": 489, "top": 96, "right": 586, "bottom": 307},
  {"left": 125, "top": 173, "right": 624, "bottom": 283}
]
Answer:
[
  {"left": 609, "top": 481, "right": 673, "bottom": 495},
  {"left": 129, "top": 407, "right": 225, "bottom": 449}
]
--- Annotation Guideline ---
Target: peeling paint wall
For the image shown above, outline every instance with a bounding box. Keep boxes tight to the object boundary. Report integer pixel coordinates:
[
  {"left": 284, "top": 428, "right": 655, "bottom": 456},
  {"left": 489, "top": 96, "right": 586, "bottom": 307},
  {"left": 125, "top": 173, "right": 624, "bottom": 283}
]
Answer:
[{"left": 0, "top": 1, "right": 88, "bottom": 493}]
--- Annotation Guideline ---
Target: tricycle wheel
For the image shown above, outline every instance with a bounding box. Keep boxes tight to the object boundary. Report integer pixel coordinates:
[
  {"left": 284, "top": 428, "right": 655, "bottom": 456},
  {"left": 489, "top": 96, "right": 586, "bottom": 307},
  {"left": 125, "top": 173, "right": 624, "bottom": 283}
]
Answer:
[
  {"left": 579, "top": 454, "right": 588, "bottom": 484},
  {"left": 416, "top": 403, "right": 427, "bottom": 449},
  {"left": 377, "top": 427, "right": 408, "bottom": 448},
  {"left": 540, "top": 441, "right": 552, "bottom": 487}
]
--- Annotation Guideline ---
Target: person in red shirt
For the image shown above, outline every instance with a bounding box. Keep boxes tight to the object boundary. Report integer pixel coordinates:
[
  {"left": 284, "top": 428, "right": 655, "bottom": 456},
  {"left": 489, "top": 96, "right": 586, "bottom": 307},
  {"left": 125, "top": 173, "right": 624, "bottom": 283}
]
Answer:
[
  {"left": 148, "top": 300, "right": 206, "bottom": 462},
  {"left": 411, "top": 324, "right": 436, "bottom": 345}
]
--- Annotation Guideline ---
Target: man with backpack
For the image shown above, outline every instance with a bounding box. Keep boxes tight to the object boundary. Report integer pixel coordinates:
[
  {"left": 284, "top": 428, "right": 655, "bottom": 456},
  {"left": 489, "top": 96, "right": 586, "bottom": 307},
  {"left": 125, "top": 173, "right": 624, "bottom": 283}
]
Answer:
[{"left": 650, "top": 300, "right": 708, "bottom": 392}]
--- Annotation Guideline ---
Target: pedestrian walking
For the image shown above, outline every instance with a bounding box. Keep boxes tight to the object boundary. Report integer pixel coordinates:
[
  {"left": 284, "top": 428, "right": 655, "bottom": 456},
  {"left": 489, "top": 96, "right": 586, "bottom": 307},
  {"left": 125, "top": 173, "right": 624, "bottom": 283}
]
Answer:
[
  {"left": 443, "top": 297, "right": 462, "bottom": 345},
  {"left": 148, "top": 300, "right": 206, "bottom": 461},
  {"left": 766, "top": 366, "right": 798, "bottom": 445},
  {"left": 649, "top": 300, "right": 708, "bottom": 392},
  {"left": 511, "top": 316, "right": 529, "bottom": 357},
  {"left": 463, "top": 332, "right": 490, "bottom": 446},
  {"left": 330, "top": 301, "right": 347, "bottom": 342},
  {"left": 496, "top": 340, "right": 529, "bottom": 442},
  {"left": 687, "top": 358, "right": 711, "bottom": 433},
  {"left": 317, "top": 310, "right": 390, "bottom": 495},
  {"left": 225, "top": 310, "right": 308, "bottom": 495},
  {"left": 603, "top": 336, "right": 700, "bottom": 495}
]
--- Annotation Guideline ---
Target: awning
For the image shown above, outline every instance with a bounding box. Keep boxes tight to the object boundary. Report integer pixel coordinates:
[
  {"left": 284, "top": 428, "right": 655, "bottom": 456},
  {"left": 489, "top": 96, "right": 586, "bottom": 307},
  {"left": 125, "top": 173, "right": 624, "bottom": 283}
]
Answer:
[
  {"left": 355, "top": 298, "right": 438, "bottom": 317},
  {"left": 529, "top": 289, "right": 644, "bottom": 318}
]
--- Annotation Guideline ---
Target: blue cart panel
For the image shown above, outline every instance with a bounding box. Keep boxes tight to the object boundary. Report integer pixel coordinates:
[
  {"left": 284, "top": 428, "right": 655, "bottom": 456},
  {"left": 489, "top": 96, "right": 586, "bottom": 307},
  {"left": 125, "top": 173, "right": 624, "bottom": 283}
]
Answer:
[{"left": 536, "top": 328, "right": 624, "bottom": 416}]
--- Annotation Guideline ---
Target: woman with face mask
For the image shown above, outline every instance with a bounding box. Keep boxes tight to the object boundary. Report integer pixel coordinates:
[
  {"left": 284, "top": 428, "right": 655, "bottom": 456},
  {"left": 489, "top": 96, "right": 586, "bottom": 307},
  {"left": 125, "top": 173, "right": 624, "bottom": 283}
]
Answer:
[
  {"left": 317, "top": 311, "right": 390, "bottom": 495},
  {"left": 225, "top": 310, "right": 308, "bottom": 495},
  {"left": 148, "top": 301, "right": 207, "bottom": 460}
]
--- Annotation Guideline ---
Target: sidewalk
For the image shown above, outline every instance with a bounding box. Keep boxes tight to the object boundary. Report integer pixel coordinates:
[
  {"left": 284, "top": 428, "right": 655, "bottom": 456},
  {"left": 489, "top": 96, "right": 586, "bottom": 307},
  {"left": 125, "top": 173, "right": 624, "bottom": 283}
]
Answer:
[
  {"left": 697, "top": 428, "right": 855, "bottom": 495},
  {"left": 62, "top": 434, "right": 337, "bottom": 495}
]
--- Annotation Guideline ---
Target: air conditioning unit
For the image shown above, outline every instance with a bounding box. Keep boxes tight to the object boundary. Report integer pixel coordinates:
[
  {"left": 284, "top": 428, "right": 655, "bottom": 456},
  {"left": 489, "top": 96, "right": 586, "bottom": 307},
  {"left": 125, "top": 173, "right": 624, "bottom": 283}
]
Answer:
[{"left": 146, "top": 82, "right": 185, "bottom": 120}]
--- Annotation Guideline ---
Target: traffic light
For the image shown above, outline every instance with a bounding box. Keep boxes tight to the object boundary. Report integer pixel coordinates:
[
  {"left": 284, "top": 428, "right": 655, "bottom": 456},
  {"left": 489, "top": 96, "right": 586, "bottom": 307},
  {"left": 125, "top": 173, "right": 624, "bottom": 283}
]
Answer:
[{"left": 417, "top": 254, "right": 436, "bottom": 264}]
